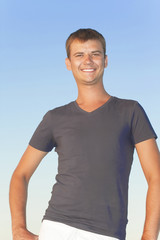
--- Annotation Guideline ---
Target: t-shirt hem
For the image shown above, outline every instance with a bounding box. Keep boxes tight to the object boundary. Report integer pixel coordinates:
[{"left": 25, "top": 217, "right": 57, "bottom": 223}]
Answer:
[
  {"left": 134, "top": 134, "right": 157, "bottom": 145},
  {"left": 43, "top": 216, "right": 123, "bottom": 240},
  {"left": 28, "top": 143, "right": 52, "bottom": 152}
]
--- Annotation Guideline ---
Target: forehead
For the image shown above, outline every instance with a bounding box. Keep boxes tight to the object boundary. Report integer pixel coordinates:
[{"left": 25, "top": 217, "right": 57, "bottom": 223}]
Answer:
[{"left": 69, "top": 39, "right": 103, "bottom": 55}]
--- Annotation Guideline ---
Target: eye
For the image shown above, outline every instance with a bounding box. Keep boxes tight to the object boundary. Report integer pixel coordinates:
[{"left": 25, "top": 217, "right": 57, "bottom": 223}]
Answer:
[
  {"left": 75, "top": 53, "right": 83, "bottom": 57},
  {"left": 92, "top": 53, "right": 101, "bottom": 57}
]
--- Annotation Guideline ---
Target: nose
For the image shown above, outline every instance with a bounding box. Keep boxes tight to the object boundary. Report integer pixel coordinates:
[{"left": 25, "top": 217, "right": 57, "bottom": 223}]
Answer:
[{"left": 84, "top": 54, "right": 93, "bottom": 64}]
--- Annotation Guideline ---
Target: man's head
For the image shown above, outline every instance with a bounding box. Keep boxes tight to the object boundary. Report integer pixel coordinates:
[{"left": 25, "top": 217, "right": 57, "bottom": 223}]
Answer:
[
  {"left": 66, "top": 28, "right": 106, "bottom": 59},
  {"left": 65, "top": 29, "right": 108, "bottom": 87}
]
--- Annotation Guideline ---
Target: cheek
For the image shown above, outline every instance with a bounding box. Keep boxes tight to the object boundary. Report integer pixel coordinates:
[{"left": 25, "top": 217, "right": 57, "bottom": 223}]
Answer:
[
  {"left": 96, "top": 59, "right": 105, "bottom": 68},
  {"left": 72, "top": 61, "right": 81, "bottom": 70}
]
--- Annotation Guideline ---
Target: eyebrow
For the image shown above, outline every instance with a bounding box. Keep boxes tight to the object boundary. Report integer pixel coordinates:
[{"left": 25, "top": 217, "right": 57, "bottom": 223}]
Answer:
[
  {"left": 91, "top": 50, "right": 103, "bottom": 54},
  {"left": 73, "top": 52, "right": 84, "bottom": 56},
  {"left": 73, "top": 50, "right": 103, "bottom": 56}
]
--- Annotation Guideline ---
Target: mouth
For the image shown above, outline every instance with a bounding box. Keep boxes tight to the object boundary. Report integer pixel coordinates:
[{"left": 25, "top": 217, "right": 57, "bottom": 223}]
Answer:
[{"left": 81, "top": 68, "right": 96, "bottom": 72}]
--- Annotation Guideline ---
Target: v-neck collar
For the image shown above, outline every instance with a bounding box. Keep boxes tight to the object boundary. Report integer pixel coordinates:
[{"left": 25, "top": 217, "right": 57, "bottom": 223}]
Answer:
[{"left": 73, "top": 96, "right": 114, "bottom": 115}]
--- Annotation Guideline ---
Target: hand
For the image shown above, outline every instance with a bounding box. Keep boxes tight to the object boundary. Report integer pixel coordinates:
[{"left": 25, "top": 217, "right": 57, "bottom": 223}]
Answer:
[{"left": 13, "top": 228, "right": 38, "bottom": 240}]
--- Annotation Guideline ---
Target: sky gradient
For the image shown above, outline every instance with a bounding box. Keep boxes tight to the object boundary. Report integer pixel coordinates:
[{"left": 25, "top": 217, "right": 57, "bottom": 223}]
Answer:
[{"left": 1, "top": 0, "right": 160, "bottom": 239}]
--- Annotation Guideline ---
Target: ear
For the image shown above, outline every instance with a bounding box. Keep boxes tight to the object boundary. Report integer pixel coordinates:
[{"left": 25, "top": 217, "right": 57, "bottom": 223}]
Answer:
[
  {"left": 104, "top": 55, "right": 108, "bottom": 68},
  {"left": 65, "top": 58, "right": 72, "bottom": 71}
]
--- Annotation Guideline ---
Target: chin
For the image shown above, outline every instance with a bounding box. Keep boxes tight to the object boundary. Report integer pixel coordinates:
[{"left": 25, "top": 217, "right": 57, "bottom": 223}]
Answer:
[{"left": 81, "top": 79, "right": 98, "bottom": 85}]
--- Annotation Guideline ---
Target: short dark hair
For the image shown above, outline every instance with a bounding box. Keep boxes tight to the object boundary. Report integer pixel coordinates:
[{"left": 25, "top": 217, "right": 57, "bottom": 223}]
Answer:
[{"left": 66, "top": 28, "right": 106, "bottom": 58}]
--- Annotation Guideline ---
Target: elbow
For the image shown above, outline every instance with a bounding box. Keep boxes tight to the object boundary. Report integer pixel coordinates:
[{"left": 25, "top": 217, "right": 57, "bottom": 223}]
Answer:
[
  {"left": 147, "top": 175, "right": 160, "bottom": 188},
  {"left": 10, "top": 169, "right": 29, "bottom": 188}
]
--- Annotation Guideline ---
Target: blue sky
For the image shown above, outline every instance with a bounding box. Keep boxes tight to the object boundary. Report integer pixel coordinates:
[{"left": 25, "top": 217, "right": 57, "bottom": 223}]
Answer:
[{"left": 1, "top": 0, "right": 160, "bottom": 239}]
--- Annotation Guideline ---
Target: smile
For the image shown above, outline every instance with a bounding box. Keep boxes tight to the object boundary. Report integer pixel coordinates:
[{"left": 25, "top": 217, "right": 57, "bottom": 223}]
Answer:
[{"left": 81, "top": 69, "right": 95, "bottom": 72}]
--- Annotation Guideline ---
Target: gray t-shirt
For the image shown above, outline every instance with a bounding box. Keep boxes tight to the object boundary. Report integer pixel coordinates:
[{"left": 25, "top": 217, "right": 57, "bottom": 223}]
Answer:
[{"left": 29, "top": 96, "right": 157, "bottom": 240}]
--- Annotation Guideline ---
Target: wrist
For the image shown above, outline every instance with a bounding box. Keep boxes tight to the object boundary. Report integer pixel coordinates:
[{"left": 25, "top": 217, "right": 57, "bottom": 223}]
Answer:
[
  {"left": 12, "top": 227, "right": 38, "bottom": 240},
  {"left": 12, "top": 225, "right": 27, "bottom": 237},
  {"left": 141, "top": 231, "right": 157, "bottom": 240}
]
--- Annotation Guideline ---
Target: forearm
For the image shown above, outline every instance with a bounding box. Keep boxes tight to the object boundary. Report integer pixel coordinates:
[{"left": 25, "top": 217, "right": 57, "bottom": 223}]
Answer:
[
  {"left": 9, "top": 171, "right": 28, "bottom": 236},
  {"left": 9, "top": 146, "right": 45, "bottom": 239},
  {"left": 142, "top": 178, "right": 160, "bottom": 240}
]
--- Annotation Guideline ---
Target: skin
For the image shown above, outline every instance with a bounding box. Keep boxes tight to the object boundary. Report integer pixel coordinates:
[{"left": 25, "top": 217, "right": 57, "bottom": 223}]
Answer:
[
  {"left": 65, "top": 39, "right": 111, "bottom": 110},
  {"left": 9, "top": 146, "right": 47, "bottom": 240},
  {"left": 136, "top": 139, "right": 160, "bottom": 240},
  {"left": 9, "top": 39, "right": 160, "bottom": 240}
]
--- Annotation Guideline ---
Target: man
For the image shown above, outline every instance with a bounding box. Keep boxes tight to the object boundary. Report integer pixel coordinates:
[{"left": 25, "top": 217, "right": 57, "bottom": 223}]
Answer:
[{"left": 9, "top": 28, "right": 160, "bottom": 240}]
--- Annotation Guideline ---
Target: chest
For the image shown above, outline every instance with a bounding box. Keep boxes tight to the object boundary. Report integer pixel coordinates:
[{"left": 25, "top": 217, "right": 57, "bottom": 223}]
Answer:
[{"left": 53, "top": 112, "right": 132, "bottom": 157}]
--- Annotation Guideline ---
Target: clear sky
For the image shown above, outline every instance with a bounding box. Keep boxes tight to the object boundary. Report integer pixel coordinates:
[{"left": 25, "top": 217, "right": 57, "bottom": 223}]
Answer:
[{"left": 1, "top": 0, "right": 160, "bottom": 239}]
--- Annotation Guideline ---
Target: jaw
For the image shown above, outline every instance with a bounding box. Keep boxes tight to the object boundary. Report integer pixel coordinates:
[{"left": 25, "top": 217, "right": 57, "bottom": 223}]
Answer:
[
  {"left": 76, "top": 71, "right": 104, "bottom": 86},
  {"left": 80, "top": 69, "right": 97, "bottom": 82}
]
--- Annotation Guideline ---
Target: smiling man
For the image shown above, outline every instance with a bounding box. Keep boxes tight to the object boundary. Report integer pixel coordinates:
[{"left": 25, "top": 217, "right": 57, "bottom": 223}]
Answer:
[
  {"left": 65, "top": 39, "right": 108, "bottom": 86},
  {"left": 9, "top": 29, "right": 160, "bottom": 240}
]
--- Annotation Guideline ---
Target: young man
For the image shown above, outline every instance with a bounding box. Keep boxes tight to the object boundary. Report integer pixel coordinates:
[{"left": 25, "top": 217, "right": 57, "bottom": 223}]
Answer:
[{"left": 9, "top": 29, "right": 160, "bottom": 240}]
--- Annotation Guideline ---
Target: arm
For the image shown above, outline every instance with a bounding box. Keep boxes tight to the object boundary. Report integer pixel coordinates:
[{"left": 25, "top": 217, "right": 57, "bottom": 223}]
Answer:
[
  {"left": 9, "top": 145, "right": 48, "bottom": 240},
  {"left": 135, "top": 138, "right": 160, "bottom": 240}
]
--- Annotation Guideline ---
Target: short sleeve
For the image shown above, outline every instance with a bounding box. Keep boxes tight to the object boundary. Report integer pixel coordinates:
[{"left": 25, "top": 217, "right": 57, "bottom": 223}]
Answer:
[
  {"left": 29, "top": 111, "right": 56, "bottom": 152},
  {"left": 131, "top": 102, "right": 157, "bottom": 145}
]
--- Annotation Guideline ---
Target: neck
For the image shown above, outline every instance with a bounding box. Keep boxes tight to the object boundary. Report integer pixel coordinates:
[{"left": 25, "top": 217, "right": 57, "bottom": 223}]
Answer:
[{"left": 76, "top": 81, "right": 110, "bottom": 105}]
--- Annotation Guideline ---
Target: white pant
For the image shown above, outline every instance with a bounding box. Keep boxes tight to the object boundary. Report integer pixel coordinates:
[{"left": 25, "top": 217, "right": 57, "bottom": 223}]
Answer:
[{"left": 39, "top": 220, "right": 119, "bottom": 240}]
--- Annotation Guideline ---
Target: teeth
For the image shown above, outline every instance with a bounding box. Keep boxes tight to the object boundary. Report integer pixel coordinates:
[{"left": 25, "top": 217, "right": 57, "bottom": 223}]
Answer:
[{"left": 82, "top": 69, "right": 94, "bottom": 72}]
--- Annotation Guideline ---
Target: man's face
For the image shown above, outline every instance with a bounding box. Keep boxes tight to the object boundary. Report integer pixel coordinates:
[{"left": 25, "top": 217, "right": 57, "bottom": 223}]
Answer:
[{"left": 65, "top": 39, "right": 108, "bottom": 86}]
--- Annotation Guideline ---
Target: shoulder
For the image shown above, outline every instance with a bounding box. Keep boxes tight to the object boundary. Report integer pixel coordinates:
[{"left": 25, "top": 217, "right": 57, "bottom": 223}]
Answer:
[
  {"left": 111, "top": 96, "right": 140, "bottom": 113},
  {"left": 43, "top": 101, "right": 74, "bottom": 119},
  {"left": 112, "top": 96, "right": 138, "bottom": 107},
  {"left": 110, "top": 97, "right": 148, "bottom": 123}
]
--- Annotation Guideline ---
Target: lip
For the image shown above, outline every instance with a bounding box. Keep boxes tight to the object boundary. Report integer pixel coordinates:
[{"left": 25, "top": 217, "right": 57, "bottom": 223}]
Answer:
[{"left": 81, "top": 68, "right": 96, "bottom": 72}]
